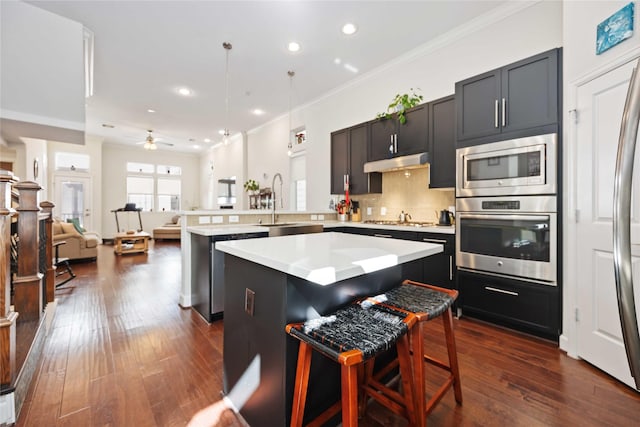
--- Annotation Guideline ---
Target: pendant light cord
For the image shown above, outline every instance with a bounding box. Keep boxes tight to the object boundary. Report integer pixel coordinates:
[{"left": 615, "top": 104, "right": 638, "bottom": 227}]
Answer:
[
  {"left": 223, "top": 42, "right": 232, "bottom": 138},
  {"left": 288, "top": 71, "right": 295, "bottom": 151}
]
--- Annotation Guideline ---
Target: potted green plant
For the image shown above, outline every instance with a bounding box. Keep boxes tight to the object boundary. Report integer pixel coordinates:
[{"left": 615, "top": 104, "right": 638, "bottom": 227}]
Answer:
[
  {"left": 244, "top": 179, "right": 259, "bottom": 193},
  {"left": 376, "top": 88, "right": 424, "bottom": 124}
]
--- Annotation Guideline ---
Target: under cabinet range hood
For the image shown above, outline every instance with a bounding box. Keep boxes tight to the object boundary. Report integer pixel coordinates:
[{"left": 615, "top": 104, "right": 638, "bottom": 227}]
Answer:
[{"left": 363, "top": 152, "right": 429, "bottom": 173}]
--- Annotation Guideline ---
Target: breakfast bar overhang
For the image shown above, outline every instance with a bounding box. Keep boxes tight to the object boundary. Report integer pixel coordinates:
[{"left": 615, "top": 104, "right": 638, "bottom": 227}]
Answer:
[{"left": 216, "top": 231, "right": 442, "bottom": 426}]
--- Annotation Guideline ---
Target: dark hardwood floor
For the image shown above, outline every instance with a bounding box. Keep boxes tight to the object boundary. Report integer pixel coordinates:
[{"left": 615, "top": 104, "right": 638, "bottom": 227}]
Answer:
[{"left": 16, "top": 241, "right": 640, "bottom": 426}]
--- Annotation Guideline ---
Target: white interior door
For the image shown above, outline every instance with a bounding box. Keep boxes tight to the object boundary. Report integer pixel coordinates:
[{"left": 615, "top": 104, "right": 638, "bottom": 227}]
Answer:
[
  {"left": 575, "top": 59, "right": 640, "bottom": 390},
  {"left": 54, "top": 174, "right": 93, "bottom": 231}
]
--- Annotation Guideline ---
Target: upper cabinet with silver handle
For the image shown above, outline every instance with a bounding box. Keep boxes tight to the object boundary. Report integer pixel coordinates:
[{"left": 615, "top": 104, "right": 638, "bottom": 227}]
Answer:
[
  {"left": 369, "top": 104, "right": 429, "bottom": 161},
  {"left": 456, "top": 48, "right": 560, "bottom": 147}
]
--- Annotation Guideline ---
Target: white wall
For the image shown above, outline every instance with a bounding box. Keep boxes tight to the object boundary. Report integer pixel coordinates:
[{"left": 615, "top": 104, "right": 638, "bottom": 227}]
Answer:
[
  {"left": 102, "top": 144, "right": 199, "bottom": 237},
  {"left": 223, "top": 0, "right": 563, "bottom": 211},
  {"left": 561, "top": 1, "right": 640, "bottom": 356},
  {"left": 0, "top": 1, "right": 85, "bottom": 140},
  {"left": 22, "top": 138, "right": 48, "bottom": 200}
]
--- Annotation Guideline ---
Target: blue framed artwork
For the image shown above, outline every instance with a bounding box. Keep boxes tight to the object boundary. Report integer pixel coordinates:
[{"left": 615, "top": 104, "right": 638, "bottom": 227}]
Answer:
[{"left": 596, "top": 2, "right": 635, "bottom": 55}]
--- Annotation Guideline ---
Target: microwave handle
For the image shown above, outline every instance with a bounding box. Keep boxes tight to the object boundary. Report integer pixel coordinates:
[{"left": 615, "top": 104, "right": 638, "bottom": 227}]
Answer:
[{"left": 458, "top": 213, "right": 550, "bottom": 222}]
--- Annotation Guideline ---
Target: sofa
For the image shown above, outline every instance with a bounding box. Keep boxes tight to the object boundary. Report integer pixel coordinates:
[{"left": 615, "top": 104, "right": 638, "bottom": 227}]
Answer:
[
  {"left": 153, "top": 215, "right": 182, "bottom": 240},
  {"left": 52, "top": 219, "right": 101, "bottom": 261}
]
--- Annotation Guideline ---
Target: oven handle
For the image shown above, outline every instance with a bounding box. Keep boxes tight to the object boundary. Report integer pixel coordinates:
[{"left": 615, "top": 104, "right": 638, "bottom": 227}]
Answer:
[{"left": 457, "top": 213, "right": 551, "bottom": 222}]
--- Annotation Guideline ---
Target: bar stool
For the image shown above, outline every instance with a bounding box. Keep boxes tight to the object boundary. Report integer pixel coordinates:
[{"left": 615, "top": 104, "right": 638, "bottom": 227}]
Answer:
[
  {"left": 372, "top": 279, "right": 462, "bottom": 427},
  {"left": 286, "top": 303, "right": 418, "bottom": 427}
]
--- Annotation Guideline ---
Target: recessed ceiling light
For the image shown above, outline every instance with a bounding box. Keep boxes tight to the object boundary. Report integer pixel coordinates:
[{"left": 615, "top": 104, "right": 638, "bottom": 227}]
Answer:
[
  {"left": 344, "top": 63, "right": 359, "bottom": 73},
  {"left": 334, "top": 58, "right": 342, "bottom": 65},
  {"left": 204, "top": 138, "right": 211, "bottom": 143},
  {"left": 342, "top": 23, "right": 357, "bottom": 35},
  {"left": 252, "top": 109, "right": 265, "bottom": 115},
  {"left": 218, "top": 129, "right": 226, "bottom": 135},
  {"left": 177, "top": 87, "right": 192, "bottom": 96},
  {"left": 147, "top": 108, "right": 156, "bottom": 113},
  {"left": 193, "top": 144, "right": 200, "bottom": 149},
  {"left": 288, "top": 42, "right": 300, "bottom": 52},
  {"left": 101, "top": 123, "right": 115, "bottom": 128}
]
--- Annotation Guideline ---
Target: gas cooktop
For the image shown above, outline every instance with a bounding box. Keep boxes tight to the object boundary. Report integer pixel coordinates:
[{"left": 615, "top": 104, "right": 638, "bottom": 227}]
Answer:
[{"left": 363, "top": 220, "right": 440, "bottom": 228}]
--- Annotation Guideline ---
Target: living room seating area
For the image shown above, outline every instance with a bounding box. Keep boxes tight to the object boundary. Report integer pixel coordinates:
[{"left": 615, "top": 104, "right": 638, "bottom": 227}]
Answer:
[
  {"left": 52, "top": 218, "right": 101, "bottom": 261},
  {"left": 152, "top": 215, "right": 182, "bottom": 240}
]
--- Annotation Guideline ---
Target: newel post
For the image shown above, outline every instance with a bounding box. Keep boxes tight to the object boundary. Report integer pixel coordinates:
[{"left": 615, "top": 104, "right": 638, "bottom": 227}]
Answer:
[
  {"left": 40, "top": 201, "right": 55, "bottom": 304},
  {"left": 13, "top": 181, "right": 43, "bottom": 322},
  {"left": 0, "top": 171, "right": 18, "bottom": 386}
]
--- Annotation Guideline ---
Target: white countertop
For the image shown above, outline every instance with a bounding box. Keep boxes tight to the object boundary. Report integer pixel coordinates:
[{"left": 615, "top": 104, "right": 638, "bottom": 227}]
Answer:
[
  {"left": 215, "top": 231, "right": 443, "bottom": 285},
  {"left": 187, "top": 221, "right": 454, "bottom": 236},
  {"left": 188, "top": 224, "right": 270, "bottom": 236},
  {"left": 323, "top": 221, "right": 455, "bottom": 235}
]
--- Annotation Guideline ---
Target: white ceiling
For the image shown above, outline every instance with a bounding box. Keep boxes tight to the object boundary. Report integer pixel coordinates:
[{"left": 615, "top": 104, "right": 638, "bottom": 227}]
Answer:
[{"left": 25, "top": 0, "right": 507, "bottom": 153}]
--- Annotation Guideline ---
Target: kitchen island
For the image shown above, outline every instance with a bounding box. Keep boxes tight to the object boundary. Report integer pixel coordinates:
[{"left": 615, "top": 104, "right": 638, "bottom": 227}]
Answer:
[{"left": 216, "top": 231, "right": 442, "bottom": 426}]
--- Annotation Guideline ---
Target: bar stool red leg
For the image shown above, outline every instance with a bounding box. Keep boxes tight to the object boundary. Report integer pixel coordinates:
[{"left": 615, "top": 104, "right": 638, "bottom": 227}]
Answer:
[{"left": 290, "top": 342, "right": 313, "bottom": 427}]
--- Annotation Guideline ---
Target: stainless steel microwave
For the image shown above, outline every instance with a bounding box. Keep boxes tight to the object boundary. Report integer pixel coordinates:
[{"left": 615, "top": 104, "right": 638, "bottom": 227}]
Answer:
[{"left": 456, "top": 133, "right": 557, "bottom": 197}]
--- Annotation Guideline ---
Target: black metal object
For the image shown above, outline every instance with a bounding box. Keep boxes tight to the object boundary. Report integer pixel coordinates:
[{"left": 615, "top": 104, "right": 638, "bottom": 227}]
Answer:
[{"left": 111, "top": 203, "right": 143, "bottom": 232}]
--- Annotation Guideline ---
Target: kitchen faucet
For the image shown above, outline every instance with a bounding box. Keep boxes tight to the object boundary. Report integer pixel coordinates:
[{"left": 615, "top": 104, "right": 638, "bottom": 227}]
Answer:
[{"left": 272, "top": 172, "right": 283, "bottom": 224}]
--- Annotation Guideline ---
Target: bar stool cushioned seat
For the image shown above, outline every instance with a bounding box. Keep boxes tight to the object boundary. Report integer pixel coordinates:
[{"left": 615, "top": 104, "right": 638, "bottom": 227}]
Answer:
[
  {"left": 286, "top": 303, "right": 417, "bottom": 427},
  {"left": 376, "top": 279, "right": 462, "bottom": 427}
]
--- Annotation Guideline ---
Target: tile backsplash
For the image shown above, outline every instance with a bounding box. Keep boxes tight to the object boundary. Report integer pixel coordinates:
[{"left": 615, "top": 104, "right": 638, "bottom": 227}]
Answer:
[{"left": 342, "top": 166, "right": 455, "bottom": 223}]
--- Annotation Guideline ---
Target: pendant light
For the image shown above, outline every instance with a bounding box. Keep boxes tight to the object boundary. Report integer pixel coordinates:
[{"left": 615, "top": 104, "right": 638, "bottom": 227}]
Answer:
[
  {"left": 222, "top": 42, "right": 232, "bottom": 144},
  {"left": 287, "top": 70, "right": 295, "bottom": 156}
]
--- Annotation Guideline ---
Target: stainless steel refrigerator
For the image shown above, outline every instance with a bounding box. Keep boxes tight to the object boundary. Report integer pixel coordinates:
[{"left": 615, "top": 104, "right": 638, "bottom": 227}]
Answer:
[{"left": 613, "top": 58, "right": 640, "bottom": 391}]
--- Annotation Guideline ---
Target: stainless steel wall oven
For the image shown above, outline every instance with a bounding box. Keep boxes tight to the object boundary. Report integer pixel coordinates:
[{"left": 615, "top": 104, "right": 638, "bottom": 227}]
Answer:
[{"left": 456, "top": 196, "right": 557, "bottom": 285}]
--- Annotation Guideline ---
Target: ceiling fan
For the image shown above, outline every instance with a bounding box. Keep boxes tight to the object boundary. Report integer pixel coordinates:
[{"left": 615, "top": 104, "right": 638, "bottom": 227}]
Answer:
[{"left": 135, "top": 130, "right": 174, "bottom": 150}]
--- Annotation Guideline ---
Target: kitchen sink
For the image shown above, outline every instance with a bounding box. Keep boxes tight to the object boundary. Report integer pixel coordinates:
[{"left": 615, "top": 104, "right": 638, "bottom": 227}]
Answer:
[{"left": 265, "top": 223, "right": 323, "bottom": 237}]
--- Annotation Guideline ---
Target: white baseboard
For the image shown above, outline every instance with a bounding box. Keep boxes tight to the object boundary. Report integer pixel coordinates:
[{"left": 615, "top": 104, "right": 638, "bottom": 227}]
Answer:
[{"left": 0, "top": 392, "right": 16, "bottom": 426}]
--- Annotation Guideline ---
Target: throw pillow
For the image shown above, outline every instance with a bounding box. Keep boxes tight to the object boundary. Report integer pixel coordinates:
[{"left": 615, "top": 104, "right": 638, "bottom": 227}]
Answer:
[
  {"left": 171, "top": 215, "right": 180, "bottom": 224},
  {"left": 67, "top": 218, "right": 85, "bottom": 234}
]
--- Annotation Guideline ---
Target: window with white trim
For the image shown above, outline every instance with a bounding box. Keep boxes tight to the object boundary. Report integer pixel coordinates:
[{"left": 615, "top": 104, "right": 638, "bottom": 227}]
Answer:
[
  {"left": 55, "top": 152, "right": 90, "bottom": 172},
  {"left": 289, "top": 152, "right": 306, "bottom": 212},
  {"left": 126, "top": 162, "right": 182, "bottom": 211}
]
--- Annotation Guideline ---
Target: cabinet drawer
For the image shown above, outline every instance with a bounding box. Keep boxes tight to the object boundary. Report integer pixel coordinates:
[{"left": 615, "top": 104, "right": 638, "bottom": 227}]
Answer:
[
  {"left": 459, "top": 270, "right": 559, "bottom": 339},
  {"left": 416, "top": 233, "right": 454, "bottom": 254}
]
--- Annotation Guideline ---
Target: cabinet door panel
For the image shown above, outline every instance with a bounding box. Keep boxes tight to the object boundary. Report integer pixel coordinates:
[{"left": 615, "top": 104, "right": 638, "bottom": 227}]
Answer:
[
  {"left": 330, "top": 129, "right": 349, "bottom": 194},
  {"left": 396, "top": 105, "right": 428, "bottom": 156},
  {"left": 429, "top": 96, "right": 455, "bottom": 188},
  {"left": 422, "top": 254, "right": 453, "bottom": 289},
  {"left": 455, "top": 69, "right": 500, "bottom": 142},
  {"left": 502, "top": 49, "right": 558, "bottom": 133},
  {"left": 369, "top": 118, "right": 396, "bottom": 161},
  {"left": 348, "top": 123, "right": 368, "bottom": 194},
  {"left": 459, "top": 270, "right": 559, "bottom": 339}
]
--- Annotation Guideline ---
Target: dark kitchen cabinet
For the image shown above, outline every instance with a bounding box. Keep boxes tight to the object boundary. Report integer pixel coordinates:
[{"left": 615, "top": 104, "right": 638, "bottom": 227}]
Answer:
[
  {"left": 456, "top": 48, "right": 560, "bottom": 147},
  {"left": 428, "top": 95, "right": 456, "bottom": 188},
  {"left": 336, "top": 226, "right": 456, "bottom": 289},
  {"left": 368, "top": 104, "right": 429, "bottom": 161},
  {"left": 458, "top": 269, "right": 559, "bottom": 340},
  {"left": 331, "top": 123, "right": 382, "bottom": 195},
  {"left": 417, "top": 232, "right": 456, "bottom": 290}
]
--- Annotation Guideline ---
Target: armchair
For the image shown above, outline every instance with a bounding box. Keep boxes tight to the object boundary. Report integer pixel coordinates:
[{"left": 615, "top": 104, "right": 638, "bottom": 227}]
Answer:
[{"left": 52, "top": 219, "right": 101, "bottom": 261}]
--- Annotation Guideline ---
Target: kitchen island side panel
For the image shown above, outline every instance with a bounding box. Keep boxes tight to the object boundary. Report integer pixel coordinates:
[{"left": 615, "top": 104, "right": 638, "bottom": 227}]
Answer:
[{"left": 223, "top": 254, "right": 402, "bottom": 426}]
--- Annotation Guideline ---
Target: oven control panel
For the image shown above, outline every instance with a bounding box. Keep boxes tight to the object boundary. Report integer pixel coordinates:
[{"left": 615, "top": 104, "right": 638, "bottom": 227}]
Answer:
[{"left": 481, "top": 200, "right": 520, "bottom": 210}]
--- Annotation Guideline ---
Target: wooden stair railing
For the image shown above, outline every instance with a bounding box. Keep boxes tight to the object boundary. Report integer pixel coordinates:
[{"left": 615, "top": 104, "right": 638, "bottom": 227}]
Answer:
[
  {"left": 39, "top": 202, "right": 55, "bottom": 305},
  {"left": 1, "top": 171, "right": 18, "bottom": 387},
  {"left": 12, "top": 181, "right": 44, "bottom": 322}
]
